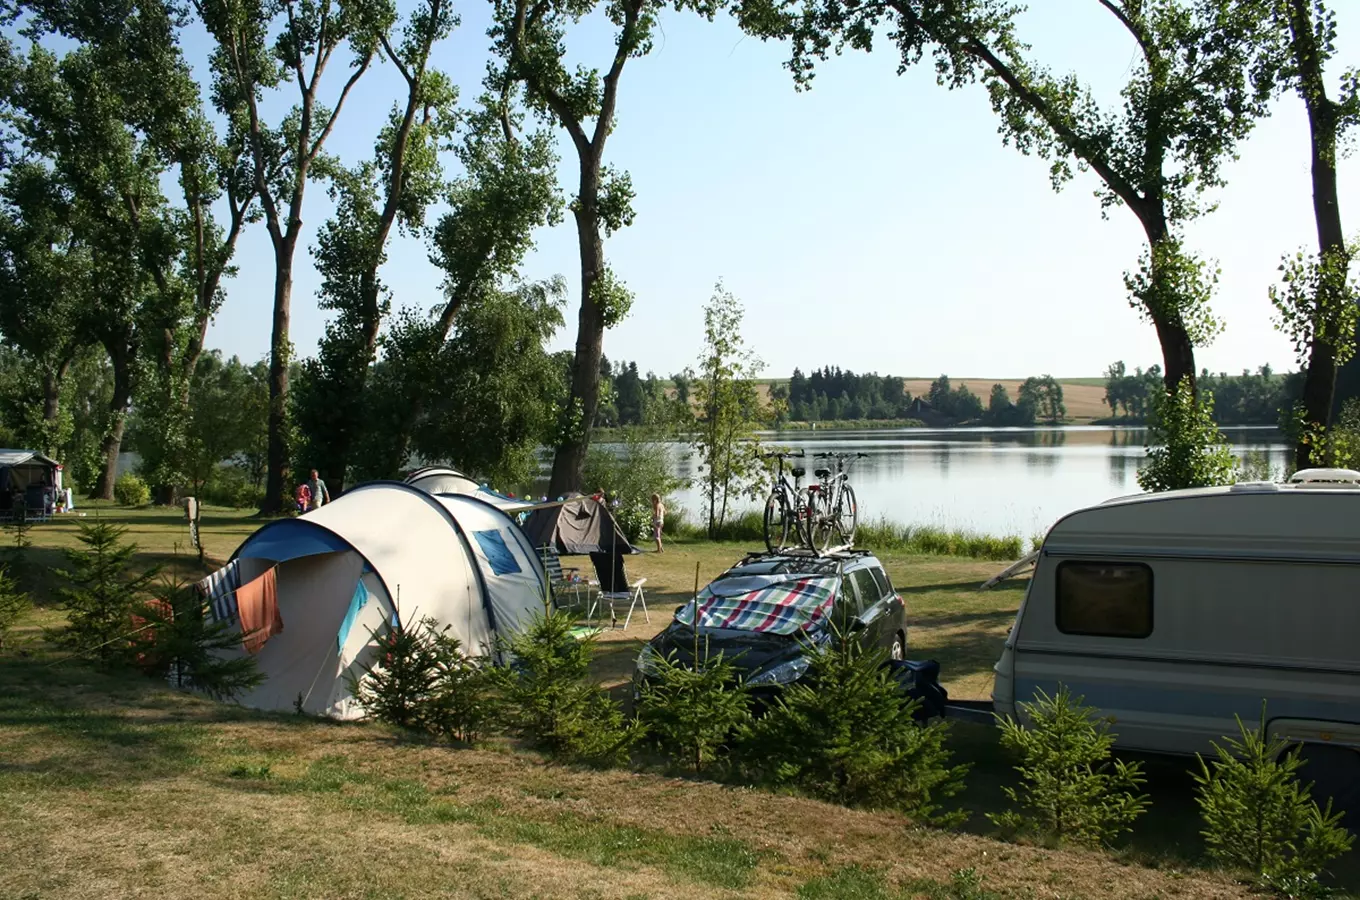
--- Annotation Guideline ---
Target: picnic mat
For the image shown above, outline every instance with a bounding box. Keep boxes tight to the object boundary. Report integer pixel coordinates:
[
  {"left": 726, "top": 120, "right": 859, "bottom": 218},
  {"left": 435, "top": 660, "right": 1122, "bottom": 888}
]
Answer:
[{"left": 674, "top": 573, "right": 839, "bottom": 635}]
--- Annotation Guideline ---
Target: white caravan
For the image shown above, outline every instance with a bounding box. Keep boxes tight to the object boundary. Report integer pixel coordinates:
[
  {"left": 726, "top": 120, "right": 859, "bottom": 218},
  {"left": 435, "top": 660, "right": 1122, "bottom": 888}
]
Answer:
[{"left": 991, "top": 469, "right": 1360, "bottom": 801}]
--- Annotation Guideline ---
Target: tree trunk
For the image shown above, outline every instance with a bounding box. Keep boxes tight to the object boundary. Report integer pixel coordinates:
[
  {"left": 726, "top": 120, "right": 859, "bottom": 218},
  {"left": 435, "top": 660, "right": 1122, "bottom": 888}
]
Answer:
[
  {"left": 261, "top": 249, "right": 294, "bottom": 514},
  {"left": 1138, "top": 213, "right": 1198, "bottom": 395},
  {"left": 547, "top": 164, "right": 606, "bottom": 498},
  {"left": 1288, "top": 0, "right": 1348, "bottom": 469},
  {"left": 95, "top": 350, "right": 134, "bottom": 501}
]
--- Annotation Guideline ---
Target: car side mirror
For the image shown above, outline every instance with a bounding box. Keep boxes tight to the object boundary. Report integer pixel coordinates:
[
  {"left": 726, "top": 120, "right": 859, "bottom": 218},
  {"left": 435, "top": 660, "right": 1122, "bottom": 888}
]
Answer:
[{"left": 848, "top": 617, "right": 868, "bottom": 634}]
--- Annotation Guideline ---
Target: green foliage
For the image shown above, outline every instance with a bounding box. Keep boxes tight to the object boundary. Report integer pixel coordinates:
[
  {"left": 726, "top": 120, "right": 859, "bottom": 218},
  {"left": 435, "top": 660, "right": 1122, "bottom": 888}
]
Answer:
[
  {"left": 133, "top": 580, "right": 263, "bottom": 700},
  {"left": 1271, "top": 243, "right": 1360, "bottom": 370},
  {"left": 990, "top": 685, "right": 1148, "bottom": 847},
  {"left": 1194, "top": 706, "right": 1355, "bottom": 886},
  {"left": 927, "top": 375, "right": 983, "bottom": 423},
  {"left": 1125, "top": 240, "right": 1224, "bottom": 348},
  {"left": 984, "top": 382, "right": 1035, "bottom": 427},
  {"left": 741, "top": 636, "right": 967, "bottom": 824},
  {"left": 350, "top": 617, "right": 494, "bottom": 744},
  {"left": 0, "top": 564, "right": 31, "bottom": 651},
  {"left": 1297, "top": 397, "right": 1360, "bottom": 471},
  {"left": 583, "top": 428, "right": 687, "bottom": 541},
  {"left": 494, "top": 608, "right": 643, "bottom": 765},
  {"left": 691, "top": 281, "right": 767, "bottom": 537},
  {"left": 113, "top": 473, "right": 151, "bottom": 508},
  {"left": 51, "top": 520, "right": 160, "bottom": 665},
  {"left": 1018, "top": 375, "right": 1064, "bottom": 425},
  {"left": 1138, "top": 378, "right": 1239, "bottom": 492},
  {"left": 637, "top": 644, "right": 752, "bottom": 773}
]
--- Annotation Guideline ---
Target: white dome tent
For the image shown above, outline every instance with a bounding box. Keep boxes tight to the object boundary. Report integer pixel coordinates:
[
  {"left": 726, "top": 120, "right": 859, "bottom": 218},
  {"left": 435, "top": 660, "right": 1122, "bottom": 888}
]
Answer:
[
  {"left": 403, "top": 465, "right": 536, "bottom": 512},
  {"left": 196, "top": 481, "right": 548, "bottom": 720}
]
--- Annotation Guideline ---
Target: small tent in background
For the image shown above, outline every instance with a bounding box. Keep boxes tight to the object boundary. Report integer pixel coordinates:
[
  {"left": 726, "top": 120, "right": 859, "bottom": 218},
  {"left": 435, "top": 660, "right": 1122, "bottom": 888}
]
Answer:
[
  {"left": 404, "top": 465, "right": 534, "bottom": 513},
  {"left": 0, "top": 449, "right": 61, "bottom": 520},
  {"left": 521, "top": 493, "right": 639, "bottom": 557},
  {"left": 404, "top": 465, "right": 480, "bottom": 497},
  {"left": 196, "top": 481, "right": 548, "bottom": 720}
]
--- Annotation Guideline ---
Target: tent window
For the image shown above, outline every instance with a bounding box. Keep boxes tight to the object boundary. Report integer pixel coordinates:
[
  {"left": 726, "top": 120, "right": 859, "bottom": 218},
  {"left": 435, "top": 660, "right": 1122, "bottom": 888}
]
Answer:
[
  {"left": 1056, "top": 562, "right": 1153, "bottom": 638},
  {"left": 474, "top": 530, "right": 522, "bottom": 576}
]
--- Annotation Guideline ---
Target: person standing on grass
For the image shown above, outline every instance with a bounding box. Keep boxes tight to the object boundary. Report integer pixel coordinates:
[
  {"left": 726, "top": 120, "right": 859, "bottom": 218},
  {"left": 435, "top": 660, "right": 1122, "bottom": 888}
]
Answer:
[
  {"left": 295, "top": 481, "right": 311, "bottom": 515},
  {"left": 651, "top": 493, "right": 665, "bottom": 553},
  {"left": 307, "top": 469, "right": 330, "bottom": 511}
]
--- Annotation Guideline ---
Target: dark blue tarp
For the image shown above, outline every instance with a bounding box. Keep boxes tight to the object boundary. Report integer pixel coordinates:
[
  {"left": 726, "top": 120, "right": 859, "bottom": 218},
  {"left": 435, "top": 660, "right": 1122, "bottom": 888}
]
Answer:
[
  {"left": 237, "top": 519, "right": 350, "bottom": 562},
  {"left": 474, "top": 529, "right": 521, "bottom": 576}
]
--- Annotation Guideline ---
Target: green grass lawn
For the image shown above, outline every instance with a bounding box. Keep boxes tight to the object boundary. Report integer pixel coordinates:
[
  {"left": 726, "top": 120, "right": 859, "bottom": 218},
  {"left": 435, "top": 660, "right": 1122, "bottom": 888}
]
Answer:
[{"left": 0, "top": 508, "right": 1348, "bottom": 898}]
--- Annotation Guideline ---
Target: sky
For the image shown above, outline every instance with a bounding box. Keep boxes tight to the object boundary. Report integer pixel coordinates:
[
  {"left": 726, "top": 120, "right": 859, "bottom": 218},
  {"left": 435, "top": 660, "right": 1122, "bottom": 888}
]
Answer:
[{"left": 185, "top": 0, "right": 1360, "bottom": 380}]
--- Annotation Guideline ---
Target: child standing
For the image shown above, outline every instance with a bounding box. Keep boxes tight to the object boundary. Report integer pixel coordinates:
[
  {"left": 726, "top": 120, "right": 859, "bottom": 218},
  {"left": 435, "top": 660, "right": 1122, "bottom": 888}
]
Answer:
[{"left": 651, "top": 493, "right": 665, "bottom": 553}]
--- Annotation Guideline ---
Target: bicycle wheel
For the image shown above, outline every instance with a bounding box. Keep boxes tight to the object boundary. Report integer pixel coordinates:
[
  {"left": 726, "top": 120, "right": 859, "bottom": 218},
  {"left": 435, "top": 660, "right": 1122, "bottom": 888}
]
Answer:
[
  {"left": 835, "top": 484, "right": 858, "bottom": 548},
  {"left": 764, "top": 491, "right": 793, "bottom": 552},
  {"left": 808, "top": 490, "right": 835, "bottom": 554}
]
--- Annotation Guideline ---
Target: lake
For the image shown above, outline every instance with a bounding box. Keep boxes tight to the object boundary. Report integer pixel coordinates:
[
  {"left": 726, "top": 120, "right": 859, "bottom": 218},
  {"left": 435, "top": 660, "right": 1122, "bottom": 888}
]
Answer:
[{"left": 638, "top": 426, "right": 1292, "bottom": 538}]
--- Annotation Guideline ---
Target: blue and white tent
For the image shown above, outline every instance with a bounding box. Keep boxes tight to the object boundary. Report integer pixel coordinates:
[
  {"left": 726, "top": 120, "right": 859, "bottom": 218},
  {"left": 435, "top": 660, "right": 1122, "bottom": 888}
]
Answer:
[{"left": 200, "top": 481, "right": 548, "bottom": 720}]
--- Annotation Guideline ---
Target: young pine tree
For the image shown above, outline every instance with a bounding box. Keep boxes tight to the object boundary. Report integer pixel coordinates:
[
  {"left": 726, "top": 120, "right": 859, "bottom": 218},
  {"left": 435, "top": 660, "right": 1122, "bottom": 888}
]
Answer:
[
  {"left": 989, "top": 685, "right": 1148, "bottom": 846},
  {"left": 741, "top": 635, "right": 967, "bottom": 824},
  {"left": 133, "top": 580, "right": 263, "bottom": 700},
  {"left": 51, "top": 520, "right": 160, "bottom": 665},
  {"left": 494, "top": 608, "right": 643, "bottom": 765},
  {"left": 0, "top": 564, "right": 31, "bottom": 651},
  {"left": 637, "top": 641, "right": 752, "bottom": 774},
  {"left": 1194, "top": 705, "right": 1354, "bottom": 889}
]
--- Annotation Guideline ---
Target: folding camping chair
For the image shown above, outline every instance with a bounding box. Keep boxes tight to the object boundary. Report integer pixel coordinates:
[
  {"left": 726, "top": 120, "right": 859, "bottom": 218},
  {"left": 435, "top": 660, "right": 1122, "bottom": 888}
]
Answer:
[
  {"left": 540, "top": 546, "right": 590, "bottom": 615},
  {"left": 589, "top": 549, "right": 648, "bottom": 630}
]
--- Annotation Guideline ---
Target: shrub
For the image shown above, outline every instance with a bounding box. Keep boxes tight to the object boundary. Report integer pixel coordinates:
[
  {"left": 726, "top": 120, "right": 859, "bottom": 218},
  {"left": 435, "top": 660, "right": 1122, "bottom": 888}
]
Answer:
[
  {"left": 132, "top": 580, "right": 263, "bottom": 700},
  {"left": 1138, "top": 378, "right": 1238, "bottom": 492},
  {"left": 114, "top": 473, "right": 151, "bottom": 507},
  {"left": 584, "top": 429, "right": 686, "bottom": 543},
  {"left": 1193, "top": 704, "right": 1354, "bottom": 887},
  {"left": 199, "top": 466, "right": 264, "bottom": 509},
  {"left": 636, "top": 641, "right": 752, "bottom": 773},
  {"left": 741, "top": 635, "right": 967, "bottom": 824},
  {"left": 0, "top": 564, "right": 30, "bottom": 650},
  {"left": 50, "top": 520, "right": 160, "bottom": 666},
  {"left": 990, "top": 685, "right": 1148, "bottom": 846},
  {"left": 494, "top": 608, "right": 643, "bottom": 765},
  {"left": 349, "top": 617, "right": 493, "bottom": 744}
]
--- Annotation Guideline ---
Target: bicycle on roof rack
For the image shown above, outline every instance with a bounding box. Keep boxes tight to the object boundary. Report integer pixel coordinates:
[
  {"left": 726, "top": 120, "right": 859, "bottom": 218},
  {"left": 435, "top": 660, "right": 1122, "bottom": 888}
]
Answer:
[
  {"left": 760, "top": 449, "right": 811, "bottom": 553},
  {"left": 805, "top": 452, "right": 867, "bottom": 553}
]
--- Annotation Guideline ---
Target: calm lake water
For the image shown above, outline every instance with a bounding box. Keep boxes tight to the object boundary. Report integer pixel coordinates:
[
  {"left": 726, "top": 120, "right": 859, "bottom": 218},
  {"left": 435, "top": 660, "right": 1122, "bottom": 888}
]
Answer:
[{"left": 642, "top": 426, "right": 1292, "bottom": 538}]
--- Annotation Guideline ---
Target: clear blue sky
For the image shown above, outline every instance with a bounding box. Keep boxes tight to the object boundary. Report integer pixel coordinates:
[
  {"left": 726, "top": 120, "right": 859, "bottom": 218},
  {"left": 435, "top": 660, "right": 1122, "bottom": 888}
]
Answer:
[{"left": 193, "top": 0, "right": 1360, "bottom": 380}]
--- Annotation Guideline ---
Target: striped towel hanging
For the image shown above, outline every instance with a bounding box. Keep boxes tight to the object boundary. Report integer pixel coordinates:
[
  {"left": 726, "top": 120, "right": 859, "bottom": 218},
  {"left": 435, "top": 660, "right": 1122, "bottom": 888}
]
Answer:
[{"left": 197, "top": 559, "right": 242, "bottom": 624}]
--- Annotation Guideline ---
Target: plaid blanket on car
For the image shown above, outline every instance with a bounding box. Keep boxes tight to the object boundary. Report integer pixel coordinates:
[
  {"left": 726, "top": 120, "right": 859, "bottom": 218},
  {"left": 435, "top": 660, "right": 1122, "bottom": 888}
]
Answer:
[{"left": 674, "top": 573, "right": 839, "bottom": 635}]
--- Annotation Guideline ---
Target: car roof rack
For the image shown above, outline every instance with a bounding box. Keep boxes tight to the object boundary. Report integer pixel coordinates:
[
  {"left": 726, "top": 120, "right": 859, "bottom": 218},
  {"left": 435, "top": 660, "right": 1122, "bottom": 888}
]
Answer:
[{"left": 738, "top": 547, "right": 873, "bottom": 563}]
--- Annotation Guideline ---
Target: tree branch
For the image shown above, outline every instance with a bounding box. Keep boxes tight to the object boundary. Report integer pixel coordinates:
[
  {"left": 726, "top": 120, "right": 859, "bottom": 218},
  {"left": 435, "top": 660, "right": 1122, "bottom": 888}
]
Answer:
[
  {"left": 380, "top": 32, "right": 415, "bottom": 86},
  {"left": 308, "top": 52, "right": 374, "bottom": 163},
  {"left": 283, "top": 0, "right": 311, "bottom": 92},
  {"left": 594, "top": 0, "right": 644, "bottom": 147},
  {"left": 506, "top": 0, "right": 590, "bottom": 157},
  {"left": 1096, "top": 0, "right": 1153, "bottom": 62}
]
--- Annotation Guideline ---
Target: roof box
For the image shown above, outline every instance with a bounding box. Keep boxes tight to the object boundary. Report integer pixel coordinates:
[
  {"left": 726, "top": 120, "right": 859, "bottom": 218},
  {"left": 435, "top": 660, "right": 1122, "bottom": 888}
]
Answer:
[
  {"left": 1288, "top": 468, "right": 1360, "bottom": 486},
  {"left": 1229, "top": 481, "right": 1280, "bottom": 492}
]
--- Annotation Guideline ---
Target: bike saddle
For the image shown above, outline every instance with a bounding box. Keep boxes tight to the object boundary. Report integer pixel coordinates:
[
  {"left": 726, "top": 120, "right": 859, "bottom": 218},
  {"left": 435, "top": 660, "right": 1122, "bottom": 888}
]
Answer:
[
  {"left": 815, "top": 467, "right": 831, "bottom": 479},
  {"left": 792, "top": 467, "right": 806, "bottom": 478}
]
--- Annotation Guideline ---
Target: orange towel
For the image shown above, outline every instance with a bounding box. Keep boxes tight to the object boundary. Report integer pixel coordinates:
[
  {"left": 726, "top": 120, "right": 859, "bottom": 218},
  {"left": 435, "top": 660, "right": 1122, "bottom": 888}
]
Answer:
[{"left": 237, "top": 568, "right": 282, "bottom": 654}]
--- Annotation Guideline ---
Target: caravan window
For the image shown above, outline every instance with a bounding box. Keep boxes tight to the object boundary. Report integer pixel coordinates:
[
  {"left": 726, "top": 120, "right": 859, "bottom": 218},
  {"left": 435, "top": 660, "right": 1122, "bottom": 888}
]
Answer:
[{"left": 1055, "top": 562, "right": 1153, "bottom": 638}]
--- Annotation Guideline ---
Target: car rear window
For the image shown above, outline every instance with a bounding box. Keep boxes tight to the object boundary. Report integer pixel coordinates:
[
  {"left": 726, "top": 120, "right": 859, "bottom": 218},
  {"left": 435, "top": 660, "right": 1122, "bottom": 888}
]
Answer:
[{"left": 869, "top": 565, "right": 892, "bottom": 598}]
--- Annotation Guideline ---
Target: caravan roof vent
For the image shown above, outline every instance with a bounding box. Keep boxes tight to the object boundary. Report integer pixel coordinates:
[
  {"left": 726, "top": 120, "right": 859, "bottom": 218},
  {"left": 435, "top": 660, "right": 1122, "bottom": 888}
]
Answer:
[
  {"left": 1288, "top": 468, "right": 1360, "bottom": 485},
  {"left": 1229, "top": 481, "right": 1280, "bottom": 492}
]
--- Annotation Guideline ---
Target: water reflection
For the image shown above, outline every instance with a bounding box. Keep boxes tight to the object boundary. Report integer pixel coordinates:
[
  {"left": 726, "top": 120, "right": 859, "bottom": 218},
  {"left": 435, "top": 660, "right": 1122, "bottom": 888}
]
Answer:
[{"left": 620, "top": 426, "right": 1292, "bottom": 536}]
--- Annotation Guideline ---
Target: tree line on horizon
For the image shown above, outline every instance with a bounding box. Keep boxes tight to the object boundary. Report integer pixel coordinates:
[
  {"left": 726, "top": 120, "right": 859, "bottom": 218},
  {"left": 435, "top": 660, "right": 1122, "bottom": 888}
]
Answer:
[{"left": 0, "top": 0, "right": 1355, "bottom": 509}]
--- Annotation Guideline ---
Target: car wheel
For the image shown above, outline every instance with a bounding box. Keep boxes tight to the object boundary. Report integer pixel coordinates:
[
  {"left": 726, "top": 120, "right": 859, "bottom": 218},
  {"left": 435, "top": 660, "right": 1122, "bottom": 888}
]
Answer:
[{"left": 890, "top": 632, "right": 905, "bottom": 661}]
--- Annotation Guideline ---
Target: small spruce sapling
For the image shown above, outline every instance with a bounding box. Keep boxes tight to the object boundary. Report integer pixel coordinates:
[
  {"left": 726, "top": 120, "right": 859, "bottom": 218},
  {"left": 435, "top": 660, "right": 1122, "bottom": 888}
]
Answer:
[
  {"left": 989, "top": 685, "right": 1149, "bottom": 846},
  {"left": 0, "top": 564, "right": 31, "bottom": 651},
  {"left": 741, "top": 632, "right": 967, "bottom": 824},
  {"left": 1193, "top": 703, "right": 1354, "bottom": 888},
  {"left": 133, "top": 579, "right": 263, "bottom": 700},
  {"left": 50, "top": 520, "right": 161, "bottom": 665},
  {"left": 494, "top": 608, "right": 643, "bottom": 765},
  {"left": 637, "top": 643, "right": 751, "bottom": 774}
]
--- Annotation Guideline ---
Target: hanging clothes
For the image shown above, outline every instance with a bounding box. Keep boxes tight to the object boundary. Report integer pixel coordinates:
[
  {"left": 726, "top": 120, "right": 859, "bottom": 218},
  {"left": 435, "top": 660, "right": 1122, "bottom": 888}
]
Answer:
[
  {"left": 237, "top": 568, "right": 283, "bottom": 654},
  {"left": 196, "top": 559, "right": 241, "bottom": 624}
]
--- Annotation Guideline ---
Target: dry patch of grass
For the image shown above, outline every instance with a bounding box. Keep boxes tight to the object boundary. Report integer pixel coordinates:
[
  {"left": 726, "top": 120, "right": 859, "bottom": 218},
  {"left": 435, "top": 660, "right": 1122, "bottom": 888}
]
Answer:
[{"left": 0, "top": 649, "right": 1255, "bottom": 900}]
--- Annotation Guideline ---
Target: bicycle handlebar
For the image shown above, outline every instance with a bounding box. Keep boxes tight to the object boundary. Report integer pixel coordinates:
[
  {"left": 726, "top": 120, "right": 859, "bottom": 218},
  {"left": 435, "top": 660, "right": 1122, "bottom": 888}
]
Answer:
[{"left": 762, "top": 449, "right": 805, "bottom": 459}]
